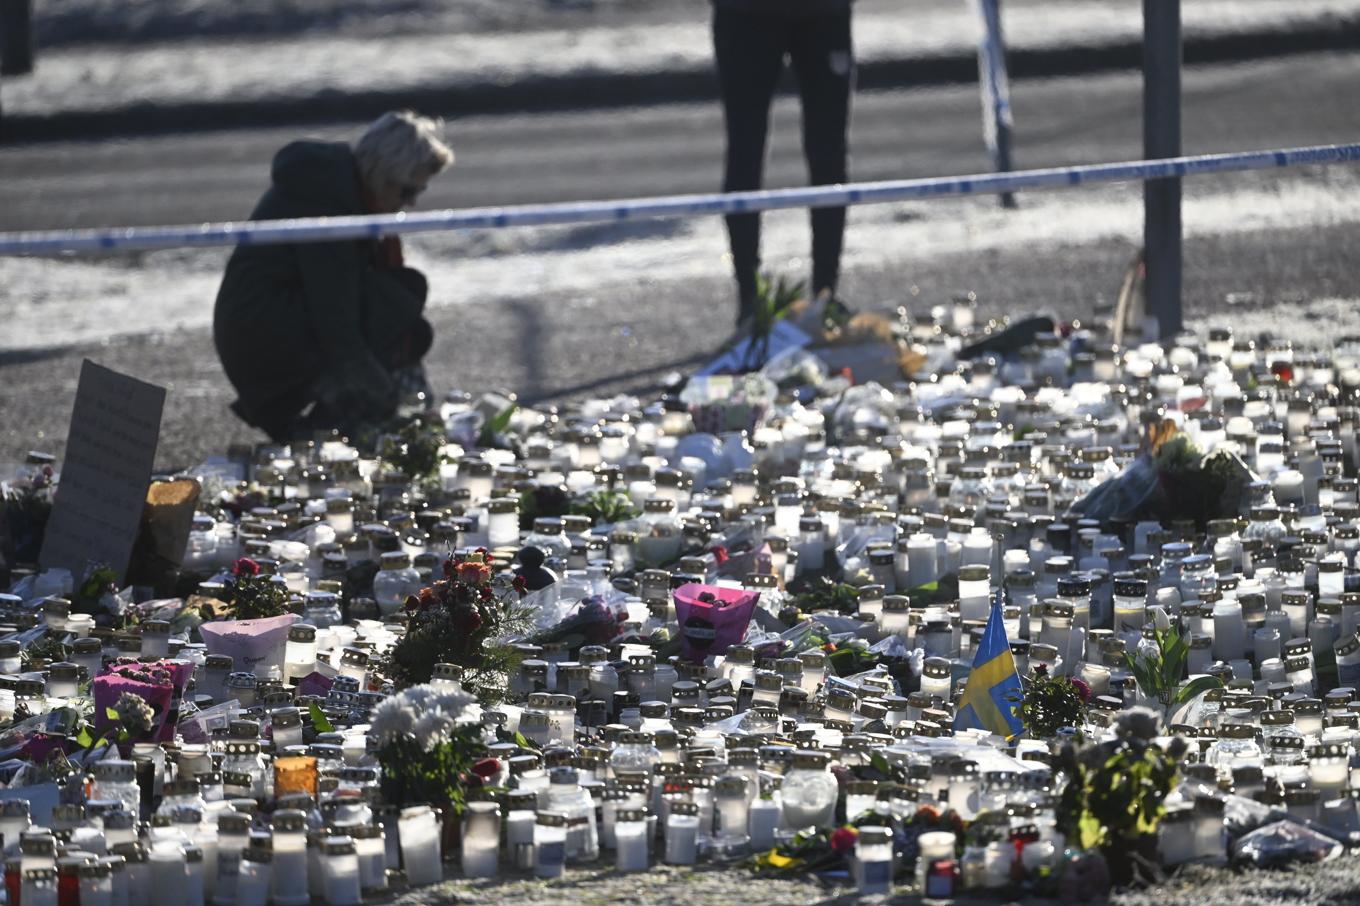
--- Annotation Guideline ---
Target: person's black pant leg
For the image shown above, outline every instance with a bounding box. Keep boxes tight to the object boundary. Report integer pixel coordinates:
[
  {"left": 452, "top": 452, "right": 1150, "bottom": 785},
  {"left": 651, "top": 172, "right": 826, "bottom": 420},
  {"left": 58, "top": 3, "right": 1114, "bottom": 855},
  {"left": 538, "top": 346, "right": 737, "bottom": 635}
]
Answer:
[
  {"left": 788, "top": 8, "right": 854, "bottom": 299},
  {"left": 714, "top": 8, "right": 788, "bottom": 322}
]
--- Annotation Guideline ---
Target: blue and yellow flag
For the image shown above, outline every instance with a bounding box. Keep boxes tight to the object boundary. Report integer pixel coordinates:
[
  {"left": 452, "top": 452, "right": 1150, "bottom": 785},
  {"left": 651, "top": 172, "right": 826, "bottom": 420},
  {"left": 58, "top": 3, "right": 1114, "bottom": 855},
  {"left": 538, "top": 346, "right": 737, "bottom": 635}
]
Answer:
[{"left": 953, "top": 589, "right": 1024, "bottom": 738}]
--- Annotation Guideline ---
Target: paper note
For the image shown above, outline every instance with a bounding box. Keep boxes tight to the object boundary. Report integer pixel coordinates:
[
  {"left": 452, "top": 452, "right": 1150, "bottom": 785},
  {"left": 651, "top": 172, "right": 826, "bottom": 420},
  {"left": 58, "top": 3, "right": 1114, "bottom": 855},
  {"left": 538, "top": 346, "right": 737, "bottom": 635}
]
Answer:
[{"left": 40, "top": 360, "right": 166, "bottom": 582}]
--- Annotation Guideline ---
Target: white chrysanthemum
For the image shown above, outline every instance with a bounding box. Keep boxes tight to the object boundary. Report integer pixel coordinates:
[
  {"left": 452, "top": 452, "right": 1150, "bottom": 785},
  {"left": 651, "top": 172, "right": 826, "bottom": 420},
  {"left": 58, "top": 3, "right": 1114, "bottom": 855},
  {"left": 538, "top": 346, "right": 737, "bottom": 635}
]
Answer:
[
  {"left": 400, "top": 684, "right": 439, "bottom": 710},
  {"left": 412, "top": 710, "right": 456, "bottom": 751},
  {"left": 435, "top": 688, "right": 475, "bottom": 717},
  {"left": 369, "top": 697, "right": 415, "bottom": 744}
]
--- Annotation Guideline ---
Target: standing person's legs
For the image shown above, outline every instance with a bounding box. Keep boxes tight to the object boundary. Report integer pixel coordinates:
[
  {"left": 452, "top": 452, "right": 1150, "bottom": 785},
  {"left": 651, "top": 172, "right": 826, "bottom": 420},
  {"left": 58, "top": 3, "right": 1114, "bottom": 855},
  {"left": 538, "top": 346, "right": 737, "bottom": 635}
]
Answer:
[
  {"left": 788, "top": 8, "right": 854, "bottom": 300},
  {"left": 714, "top": 8, "right": 789, "bottom": 325}
]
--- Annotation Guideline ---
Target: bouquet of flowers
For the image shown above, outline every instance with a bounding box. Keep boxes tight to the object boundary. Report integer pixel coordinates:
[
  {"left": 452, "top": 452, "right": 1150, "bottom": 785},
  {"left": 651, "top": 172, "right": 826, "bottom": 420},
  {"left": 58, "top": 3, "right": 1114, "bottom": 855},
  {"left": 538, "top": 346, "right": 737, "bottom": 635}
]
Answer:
[
  {"left": 1011, "top": 663, "right": 1092, "bottom": 739},
  {"left": 379, "top": 415, "right": 450, "bottom": 482},
  {"left": 385, "top": 551, "right": 530, "bottom": 699},
  {"left": 681, "top": 373, "right": 778, "bottom": 434},
  {"left": 91, "top": 660, "right": 179, "bottom": 744},
  {"left": 73, "top": 564, "right": 120, "bottom": 616},
  {"left": 750, "top": 824, "right": 863, "bottom": 876},
  {"left": 370, "top": 684, "right": 497, "bottom": 811},
  {"left": 214, "top": 557, "right": 291, "bottom": 620},
  {"left": 1072, "top": 419, "right": 1254, "bottom": 530}
]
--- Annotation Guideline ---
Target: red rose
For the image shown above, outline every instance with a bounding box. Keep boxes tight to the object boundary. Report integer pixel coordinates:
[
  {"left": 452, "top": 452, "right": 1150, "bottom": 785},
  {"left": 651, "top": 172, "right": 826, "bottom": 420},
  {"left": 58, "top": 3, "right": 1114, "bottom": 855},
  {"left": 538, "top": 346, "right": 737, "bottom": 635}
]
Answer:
[
  {"left": 1070, "top": 678, "right": 1092, "bottom": 702},
  {"left": 512, "top": 575, "right": 528, "bottom": 596},
  {"left": 232, "top": 558, "right": 261, "bottom": 578},
  {"left": 472, "top": 757, "right": 501, "bottom": 780},
  {"left": 1033, "top": 663, "right": 1048, "bottom": 677},
  {"left": 830, "top": 826, "right": 859, "bottom": 854},
  {"left": 709, "top": 545, "right": 730, "bottom": 566}
]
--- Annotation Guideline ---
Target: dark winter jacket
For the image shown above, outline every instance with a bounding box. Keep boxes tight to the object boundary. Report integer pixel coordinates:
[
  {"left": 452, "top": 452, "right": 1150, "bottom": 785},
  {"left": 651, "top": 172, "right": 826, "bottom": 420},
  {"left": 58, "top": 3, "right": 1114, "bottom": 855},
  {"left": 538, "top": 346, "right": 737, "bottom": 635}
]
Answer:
[
  {"left": 213, "top": 141, "right": 430, "bottom": 440},
  {"left": 711, "top": 0, "right": 852, "bottom": 16}
]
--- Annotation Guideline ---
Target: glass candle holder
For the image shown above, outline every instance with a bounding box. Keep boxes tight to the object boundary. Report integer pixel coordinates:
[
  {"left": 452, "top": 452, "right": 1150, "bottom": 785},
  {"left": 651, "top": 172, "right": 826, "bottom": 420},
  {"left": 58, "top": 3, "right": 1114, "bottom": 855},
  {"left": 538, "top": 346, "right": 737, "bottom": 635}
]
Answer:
[
  {"left": 915, "top": 831, "right": 956, "bottom": 891},
  {"left": 398, "top": 806, "right": 442, "bottom": 887},
  {"left": 233, "top": 846, "right": 271, "bottom": 906},
  {"left": 907, "top": 533, "right": 939, "bottom": 588},
  {"left": 320, "top": 837, "right": 361, "bottom": 906},
  {"left": 712, "top": 776, "right": 750, "bottom": 858},
  {"left": 748, "top": 788, "right": 781, "bottom": 851},
  {"left": 920, "top": 658, "right": 953, "bottom": 700},
  {"left": 957, "top": 565, "right": 991, "bottom": 622},
  {"left": 533, "top": 813, "right": 567, "bottom": 879},
  {"left": 663, "top": 801, "right": 700, "bottom": 866},
  {"left": 269, "top": 810, "right": 310, "bottom": 906},
  {"left": 856, "top": 826, "right": 893, "bottom": 896},
  {"left": 350, "top": 825, "right": 387, "bottom": 894},
  {"left": 614, "top": 809, "right": 649, "bottom": 873},
  {"left": 183, "top": 847, "right": 204, "bottom": 906},
  {"left": 504, "top": 792, "right": 538, "bottom": 871},
  {"left": 140, "top": 621, "right": 171, "bottom": 659},
  {"left": 461, "top": 802, "right": 500, "bottom": 879},
  {"left": 486, "top": 498, "right": 521, "bottom": 549},
  {"left": 78, "top": 860, "right": 112, "bottom": 906}
]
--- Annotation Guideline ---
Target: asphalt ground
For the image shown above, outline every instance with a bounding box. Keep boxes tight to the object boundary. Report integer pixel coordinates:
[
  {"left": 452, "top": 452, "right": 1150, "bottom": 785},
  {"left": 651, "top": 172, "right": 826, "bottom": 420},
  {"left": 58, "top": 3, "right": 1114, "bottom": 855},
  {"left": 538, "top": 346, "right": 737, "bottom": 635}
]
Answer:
[{"left": 2, "top": 53, "right": 1359, "bottom": 474}]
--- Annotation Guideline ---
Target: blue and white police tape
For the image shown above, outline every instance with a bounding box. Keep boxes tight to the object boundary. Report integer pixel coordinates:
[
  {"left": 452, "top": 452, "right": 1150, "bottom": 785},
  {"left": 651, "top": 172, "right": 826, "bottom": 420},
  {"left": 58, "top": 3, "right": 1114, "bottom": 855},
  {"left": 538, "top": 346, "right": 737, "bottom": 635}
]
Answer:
[{"left": 2, "top": 142, "right": 1358, "bottom": 256}]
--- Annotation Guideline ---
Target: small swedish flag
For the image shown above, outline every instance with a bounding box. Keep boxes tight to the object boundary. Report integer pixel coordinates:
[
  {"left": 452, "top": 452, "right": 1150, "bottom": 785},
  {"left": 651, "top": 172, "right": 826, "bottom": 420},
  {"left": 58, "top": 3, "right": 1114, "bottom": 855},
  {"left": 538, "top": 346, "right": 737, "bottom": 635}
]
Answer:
[{"left": 952, "top": 587, "right": 1024, "bottom": 738}]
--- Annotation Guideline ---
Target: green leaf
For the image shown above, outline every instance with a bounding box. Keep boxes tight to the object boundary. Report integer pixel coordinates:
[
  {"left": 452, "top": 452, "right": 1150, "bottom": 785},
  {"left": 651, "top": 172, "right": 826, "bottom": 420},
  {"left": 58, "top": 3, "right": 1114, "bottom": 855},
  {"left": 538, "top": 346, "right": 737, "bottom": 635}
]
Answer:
[
  {"left": 76, "top": 727, "right": 93, "bottom": 748},
  {"left": 478, "top": 405, "right": 517, "bottom": 448},
  {"left": 105, "top": 707, "right": 120, "bottom": 721},
  {"left": 1172, "top": 674, "right": 1223, "bottom": 708},
  {"left": 308, "top": 702, "right": 335, "bottom": 734},
  {"left": 869, "top": 751, "right": 891, "bottom": 777}
]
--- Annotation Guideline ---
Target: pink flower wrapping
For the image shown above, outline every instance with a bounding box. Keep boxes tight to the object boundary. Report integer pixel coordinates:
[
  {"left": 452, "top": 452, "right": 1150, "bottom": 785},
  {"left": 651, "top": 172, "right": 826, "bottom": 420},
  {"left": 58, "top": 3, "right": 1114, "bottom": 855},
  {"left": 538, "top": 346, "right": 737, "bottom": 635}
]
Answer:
[
  {"left": 92, "top": 674, "right": 174, "bottom": 741},
  {"left": 673, "top": 582, "right": 760, "bottom": 662}
]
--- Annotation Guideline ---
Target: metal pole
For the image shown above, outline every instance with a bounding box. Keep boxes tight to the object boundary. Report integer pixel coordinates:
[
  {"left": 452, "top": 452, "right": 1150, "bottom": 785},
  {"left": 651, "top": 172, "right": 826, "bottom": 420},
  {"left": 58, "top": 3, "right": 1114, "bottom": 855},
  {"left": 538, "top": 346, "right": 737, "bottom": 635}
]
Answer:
[
  {"left": 972, "top": 0, "right": 1017, "bottom": 209},
  {"left": 1143, "top": 0, "right": 1182, "bottom": 340}
]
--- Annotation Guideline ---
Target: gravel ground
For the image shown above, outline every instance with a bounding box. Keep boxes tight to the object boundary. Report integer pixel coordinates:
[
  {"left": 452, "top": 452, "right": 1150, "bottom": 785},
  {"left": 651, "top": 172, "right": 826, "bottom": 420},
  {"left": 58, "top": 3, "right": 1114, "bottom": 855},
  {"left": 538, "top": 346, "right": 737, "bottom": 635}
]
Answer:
[
  {"left": 375, "top": 857, "right": 1360, "bottom": 906},
  {"left": 3, "top": 215, "right": 1358, "bottom": 471}
]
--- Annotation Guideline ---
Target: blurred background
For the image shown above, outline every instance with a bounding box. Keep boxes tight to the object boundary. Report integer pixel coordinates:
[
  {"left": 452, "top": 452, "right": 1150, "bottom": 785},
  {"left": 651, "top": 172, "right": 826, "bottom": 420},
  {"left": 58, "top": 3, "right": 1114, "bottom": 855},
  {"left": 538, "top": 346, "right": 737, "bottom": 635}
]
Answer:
[{"left": 1, "top": 0, "right": 1359, "bottom": 467}]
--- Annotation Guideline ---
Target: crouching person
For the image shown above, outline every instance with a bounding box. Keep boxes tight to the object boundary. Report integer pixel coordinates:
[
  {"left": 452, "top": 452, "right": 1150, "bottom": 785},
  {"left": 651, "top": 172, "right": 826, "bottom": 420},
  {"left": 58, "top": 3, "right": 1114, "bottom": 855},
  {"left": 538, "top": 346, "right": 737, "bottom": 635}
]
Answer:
[{"left": 214, "top": 110, "right": 454, "bottom": 441}]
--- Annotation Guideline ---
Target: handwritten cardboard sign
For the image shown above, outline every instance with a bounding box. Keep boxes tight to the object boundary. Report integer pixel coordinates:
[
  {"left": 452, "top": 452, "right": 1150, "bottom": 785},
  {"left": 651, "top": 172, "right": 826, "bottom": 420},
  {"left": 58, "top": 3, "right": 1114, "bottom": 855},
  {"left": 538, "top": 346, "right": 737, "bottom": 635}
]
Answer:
[{"left": 40, "top": 360, "right": 165, "bottom": 583}]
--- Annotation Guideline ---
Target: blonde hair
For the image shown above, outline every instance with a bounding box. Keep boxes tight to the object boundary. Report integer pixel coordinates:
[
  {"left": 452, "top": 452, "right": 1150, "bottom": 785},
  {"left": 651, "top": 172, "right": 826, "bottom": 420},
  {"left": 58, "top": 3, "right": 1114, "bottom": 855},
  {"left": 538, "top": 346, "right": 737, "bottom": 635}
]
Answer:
[{"left": 353, "top": 110, "right": 454, "bottom": 192}]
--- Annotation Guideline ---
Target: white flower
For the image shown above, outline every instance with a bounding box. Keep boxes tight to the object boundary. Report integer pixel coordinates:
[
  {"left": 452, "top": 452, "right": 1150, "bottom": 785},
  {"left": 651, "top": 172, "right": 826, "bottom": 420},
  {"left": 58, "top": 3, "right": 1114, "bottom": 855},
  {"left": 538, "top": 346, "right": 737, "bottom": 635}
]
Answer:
[
  {"left": 1115, "top": 706, "right": 1162, "bottom": 740},
  {"left": 400, "top": 684, "right": 439, "bottom": 710},
  {"left": 369, "top": 697, "right": 415, "bottom": 744},
  {"left": 1151, "top": 606, "right": 1171, "bottom": 632},
  {"left": 435, "top": 688, "right": 475, "bottom": 717},
  {"left": 412, "top": 711, "right": 456, "bottom": 751}
]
